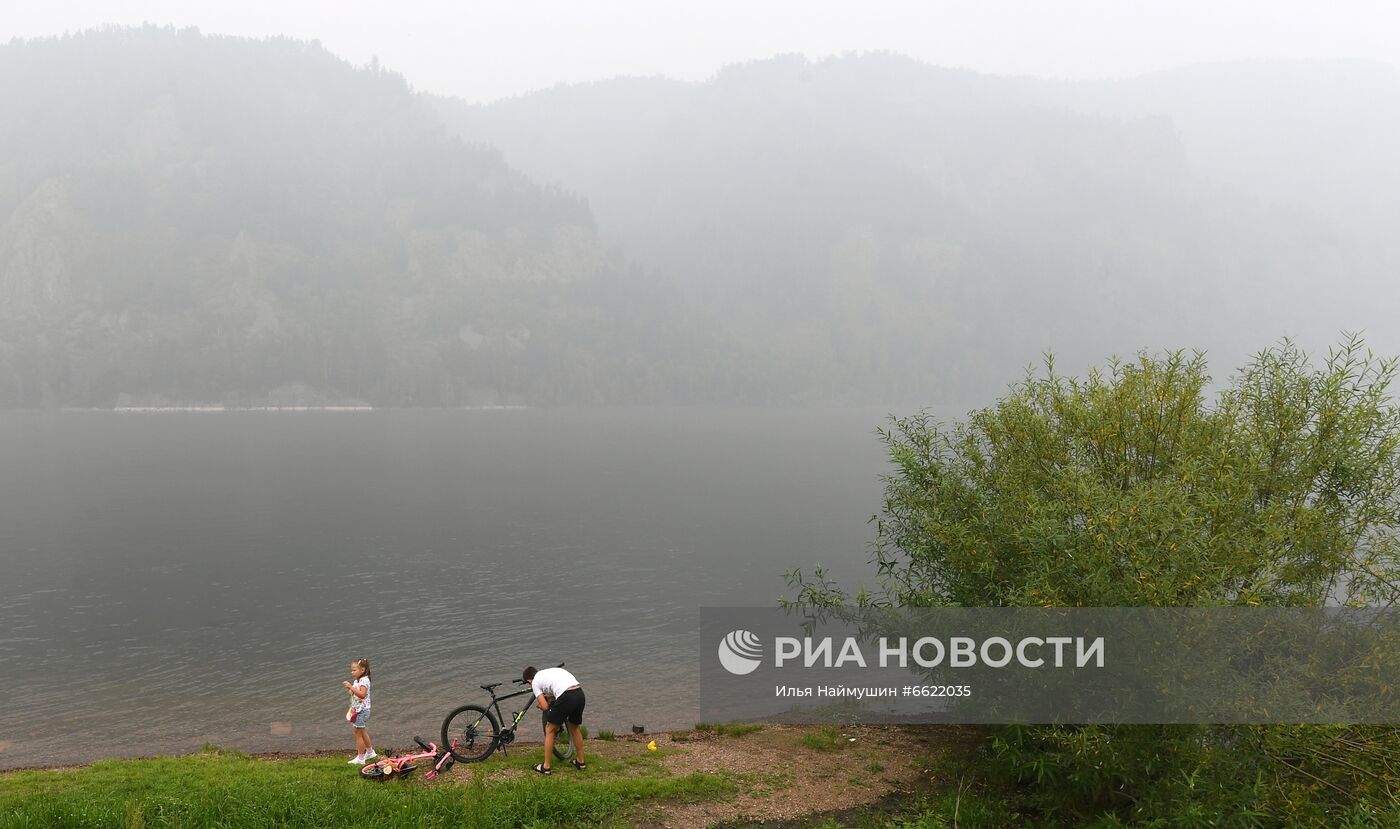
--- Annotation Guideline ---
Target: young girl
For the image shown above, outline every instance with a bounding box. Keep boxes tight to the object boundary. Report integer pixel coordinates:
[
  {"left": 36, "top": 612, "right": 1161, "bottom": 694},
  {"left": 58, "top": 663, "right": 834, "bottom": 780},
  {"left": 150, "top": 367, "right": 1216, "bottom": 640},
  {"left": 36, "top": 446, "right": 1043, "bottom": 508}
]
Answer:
[{"left": 342, "top": 658, "right": 376, "bottom": 764}]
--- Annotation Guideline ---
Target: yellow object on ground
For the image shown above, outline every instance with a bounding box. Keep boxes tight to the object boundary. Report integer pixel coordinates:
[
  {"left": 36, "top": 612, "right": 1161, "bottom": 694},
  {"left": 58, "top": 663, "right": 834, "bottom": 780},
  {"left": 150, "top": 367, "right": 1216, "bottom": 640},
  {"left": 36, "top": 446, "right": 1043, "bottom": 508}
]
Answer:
[{"left": 647, "top": 740, "right": 657, "bottom": 751}]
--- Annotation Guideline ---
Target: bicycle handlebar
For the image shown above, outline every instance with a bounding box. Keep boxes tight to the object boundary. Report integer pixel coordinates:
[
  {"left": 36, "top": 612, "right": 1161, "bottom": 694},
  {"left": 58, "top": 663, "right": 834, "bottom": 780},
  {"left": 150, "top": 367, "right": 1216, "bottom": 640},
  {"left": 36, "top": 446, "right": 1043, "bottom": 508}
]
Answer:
[{"left": 414, "top": 736, "right": 431, "bottom": 752}]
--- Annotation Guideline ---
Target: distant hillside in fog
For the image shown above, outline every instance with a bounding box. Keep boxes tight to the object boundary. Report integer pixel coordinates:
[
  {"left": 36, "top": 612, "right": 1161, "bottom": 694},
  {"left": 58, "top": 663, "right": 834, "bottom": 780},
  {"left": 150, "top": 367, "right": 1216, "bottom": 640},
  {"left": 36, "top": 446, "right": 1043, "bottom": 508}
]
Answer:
[
  {"left": 3, "top": 31, "right": 1397, "bottom": 407},
  {"left": 437, "top": 54, "right": 1400, "bottom": 401},
  {"left": 0, "top": 27, "right": 695, "bottom": 408}
]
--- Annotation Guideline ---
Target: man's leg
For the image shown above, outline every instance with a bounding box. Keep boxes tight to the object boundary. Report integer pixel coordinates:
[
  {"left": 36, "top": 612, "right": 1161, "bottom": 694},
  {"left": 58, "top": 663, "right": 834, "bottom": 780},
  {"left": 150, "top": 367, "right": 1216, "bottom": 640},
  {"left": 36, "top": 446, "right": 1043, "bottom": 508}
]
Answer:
[
  {"left": 542, "top": 721, "right": 558, "bottom": 769},
  {"left": 566, "top": 721, "right": 585, "bottom": 765}
]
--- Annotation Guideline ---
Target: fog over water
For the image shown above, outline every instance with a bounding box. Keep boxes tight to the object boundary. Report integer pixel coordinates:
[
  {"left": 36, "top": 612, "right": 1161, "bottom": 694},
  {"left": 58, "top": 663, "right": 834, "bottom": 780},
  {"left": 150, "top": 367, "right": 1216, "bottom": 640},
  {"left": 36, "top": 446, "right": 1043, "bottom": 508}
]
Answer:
[{"left": 0, "top": 408, "right": 895, "bottom": 768}]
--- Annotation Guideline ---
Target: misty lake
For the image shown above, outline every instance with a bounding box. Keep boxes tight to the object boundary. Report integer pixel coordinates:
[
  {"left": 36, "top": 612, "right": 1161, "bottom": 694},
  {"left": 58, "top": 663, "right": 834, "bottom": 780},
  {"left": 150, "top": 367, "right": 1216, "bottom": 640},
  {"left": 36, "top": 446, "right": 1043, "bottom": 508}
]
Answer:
[{"left": 0, "top": 408, "right": 906, "bottom": 768}]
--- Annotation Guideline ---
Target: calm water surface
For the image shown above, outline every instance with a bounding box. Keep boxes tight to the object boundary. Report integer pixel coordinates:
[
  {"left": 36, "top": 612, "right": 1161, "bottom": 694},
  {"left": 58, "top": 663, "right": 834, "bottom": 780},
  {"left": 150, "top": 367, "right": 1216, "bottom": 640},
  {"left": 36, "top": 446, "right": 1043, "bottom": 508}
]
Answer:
[{"left": 0, "top": 408, "right": 902, "bottom": 768}]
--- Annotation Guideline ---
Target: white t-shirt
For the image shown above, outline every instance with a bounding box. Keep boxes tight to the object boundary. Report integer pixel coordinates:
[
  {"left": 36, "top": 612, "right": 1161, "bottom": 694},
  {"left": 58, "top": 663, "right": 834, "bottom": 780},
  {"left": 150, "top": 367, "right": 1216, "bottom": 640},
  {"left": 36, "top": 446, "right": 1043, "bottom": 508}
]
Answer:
[
  {"left": 530, "top": 667, "right": 579, "bottom": 699},
  {"left": 352, "top": 677, "right": 371, "bottom": 710}
]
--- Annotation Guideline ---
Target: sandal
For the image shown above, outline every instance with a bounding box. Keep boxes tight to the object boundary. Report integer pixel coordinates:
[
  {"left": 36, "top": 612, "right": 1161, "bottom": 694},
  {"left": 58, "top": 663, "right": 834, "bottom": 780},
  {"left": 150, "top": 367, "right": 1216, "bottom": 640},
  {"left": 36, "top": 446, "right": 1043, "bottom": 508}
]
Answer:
[
  {"left": 571, "top": 759, "right": 587, "bottom": 770},
  {"left": 533, "top": 763, "right": 552, "bottom": 775}
]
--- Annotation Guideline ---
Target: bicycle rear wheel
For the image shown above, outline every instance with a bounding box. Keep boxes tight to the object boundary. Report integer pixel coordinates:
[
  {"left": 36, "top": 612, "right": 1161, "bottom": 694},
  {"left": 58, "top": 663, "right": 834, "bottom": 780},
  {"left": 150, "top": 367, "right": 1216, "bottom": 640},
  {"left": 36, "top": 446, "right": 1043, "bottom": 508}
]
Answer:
[
  {"left": 545, "top": 711, "right": 575, "bottom": 761},
  {"left": 442, "top": 705, "right": 501, "bottom": 763}
]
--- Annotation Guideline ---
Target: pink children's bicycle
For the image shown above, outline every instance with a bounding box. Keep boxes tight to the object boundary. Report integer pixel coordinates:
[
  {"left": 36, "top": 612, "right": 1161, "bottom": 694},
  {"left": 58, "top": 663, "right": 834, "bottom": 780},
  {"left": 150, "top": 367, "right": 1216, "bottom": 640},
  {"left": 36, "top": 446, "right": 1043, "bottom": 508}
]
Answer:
[{"left": 359, "top": 736, "right": 455, "bottom": 781}]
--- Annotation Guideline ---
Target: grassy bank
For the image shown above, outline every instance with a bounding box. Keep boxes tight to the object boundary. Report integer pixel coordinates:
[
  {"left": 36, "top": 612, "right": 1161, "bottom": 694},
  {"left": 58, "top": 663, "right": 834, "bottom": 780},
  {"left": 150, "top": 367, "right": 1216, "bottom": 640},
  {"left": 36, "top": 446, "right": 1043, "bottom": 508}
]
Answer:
[
  {"left": 12, "top": 724, "right": 1395, "bottom": 828},
  {"left": 0, "top": 725, "right": 965, "bottom": 829},
  {"left": 0, "top": 745, "right": 729, "bottom": 829}
]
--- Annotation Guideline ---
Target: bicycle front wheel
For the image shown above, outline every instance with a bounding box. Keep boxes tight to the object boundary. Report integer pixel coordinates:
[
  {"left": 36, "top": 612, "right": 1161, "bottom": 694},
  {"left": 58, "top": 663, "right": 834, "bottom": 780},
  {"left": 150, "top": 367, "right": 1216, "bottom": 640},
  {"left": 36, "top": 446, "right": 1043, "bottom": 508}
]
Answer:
[{"left": 442, "top": 705, "right": 500, "bottom": 763}]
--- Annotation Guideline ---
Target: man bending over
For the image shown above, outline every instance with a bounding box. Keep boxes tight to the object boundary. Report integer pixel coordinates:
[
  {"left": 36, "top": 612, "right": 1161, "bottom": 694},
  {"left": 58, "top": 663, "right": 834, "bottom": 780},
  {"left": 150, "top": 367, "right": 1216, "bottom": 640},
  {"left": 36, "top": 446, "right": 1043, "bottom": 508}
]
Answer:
[{"left": 524, "top": 664, "right": 587, "bottom": 774}]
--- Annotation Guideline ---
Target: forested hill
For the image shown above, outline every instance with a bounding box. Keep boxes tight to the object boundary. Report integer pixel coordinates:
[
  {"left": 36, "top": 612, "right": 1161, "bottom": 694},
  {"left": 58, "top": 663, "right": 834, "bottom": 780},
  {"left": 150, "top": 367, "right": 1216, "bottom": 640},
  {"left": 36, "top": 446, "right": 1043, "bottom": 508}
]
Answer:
[
  {"left": 437, "top": 54, "right": 1400, "bottom": 402},
  {"left": 3, "top": 34, "right": 1397, "bottom": 407},
  {"left": 0, "top": 27, "right": 694, "bottom": 408}
]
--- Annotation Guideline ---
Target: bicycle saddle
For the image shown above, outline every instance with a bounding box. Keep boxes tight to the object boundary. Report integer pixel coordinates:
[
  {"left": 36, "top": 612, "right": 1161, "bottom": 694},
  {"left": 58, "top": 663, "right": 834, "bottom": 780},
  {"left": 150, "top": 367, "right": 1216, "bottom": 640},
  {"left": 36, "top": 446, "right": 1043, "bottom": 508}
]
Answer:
[{"left": 480, "top": 682, "right": 503, "bottom": 691}]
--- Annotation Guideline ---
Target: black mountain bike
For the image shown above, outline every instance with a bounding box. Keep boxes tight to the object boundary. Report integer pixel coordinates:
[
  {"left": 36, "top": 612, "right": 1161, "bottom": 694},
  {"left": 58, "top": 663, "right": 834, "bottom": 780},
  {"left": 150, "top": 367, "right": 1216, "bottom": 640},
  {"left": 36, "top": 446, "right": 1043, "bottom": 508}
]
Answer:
[{"left": 441, "top": 665, "right": 575, "bottom": 763}]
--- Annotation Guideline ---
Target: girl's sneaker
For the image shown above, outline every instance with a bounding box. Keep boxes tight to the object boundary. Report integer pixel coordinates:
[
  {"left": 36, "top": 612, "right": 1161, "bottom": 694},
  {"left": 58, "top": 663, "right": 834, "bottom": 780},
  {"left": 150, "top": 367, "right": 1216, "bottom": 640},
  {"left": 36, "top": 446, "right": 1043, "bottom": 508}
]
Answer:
[
  {"left": 349, "top": 754, "right": 365, "bottom": 764},
  {"left": 364, "top": 749, "right": 378, "bottom": 761}
]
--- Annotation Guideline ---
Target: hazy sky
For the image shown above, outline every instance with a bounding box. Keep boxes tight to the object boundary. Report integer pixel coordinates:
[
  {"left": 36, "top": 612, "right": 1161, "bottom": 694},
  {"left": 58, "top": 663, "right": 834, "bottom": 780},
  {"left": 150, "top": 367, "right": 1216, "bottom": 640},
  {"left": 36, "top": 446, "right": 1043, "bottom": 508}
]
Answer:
[{"left": 6, "top": 0, "right": 1399, "bottom": 101}]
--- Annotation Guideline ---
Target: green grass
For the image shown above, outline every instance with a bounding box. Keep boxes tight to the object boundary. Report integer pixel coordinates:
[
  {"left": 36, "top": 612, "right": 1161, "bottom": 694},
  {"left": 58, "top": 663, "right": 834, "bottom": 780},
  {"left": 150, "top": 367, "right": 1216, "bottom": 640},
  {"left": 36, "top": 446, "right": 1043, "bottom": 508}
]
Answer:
[
  {"left": 799, "top": 725, "right": 849, "bottom": 752},
  {"left": 722, "top": 792, "right": 1010, "bottom": 829},
  {"left": 723, "top": 792, "right": 1017, "bottom": 829},
  {"left": 694, "top": 722, "right": 764, "bottom": 738},
  {"left": 596, "top": 729, "right": 616, "bottom": 741},
  {"left": 0, "top": 746, "right": 733, "bottom": 829}
]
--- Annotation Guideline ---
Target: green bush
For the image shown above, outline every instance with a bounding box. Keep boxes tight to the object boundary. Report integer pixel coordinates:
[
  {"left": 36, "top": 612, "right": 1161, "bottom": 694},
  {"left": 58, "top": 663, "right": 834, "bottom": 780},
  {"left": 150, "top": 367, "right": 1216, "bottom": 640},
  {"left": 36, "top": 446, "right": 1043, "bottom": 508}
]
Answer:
[{"left": 791, "top": 339, "right": 1400, "bottom": 826}]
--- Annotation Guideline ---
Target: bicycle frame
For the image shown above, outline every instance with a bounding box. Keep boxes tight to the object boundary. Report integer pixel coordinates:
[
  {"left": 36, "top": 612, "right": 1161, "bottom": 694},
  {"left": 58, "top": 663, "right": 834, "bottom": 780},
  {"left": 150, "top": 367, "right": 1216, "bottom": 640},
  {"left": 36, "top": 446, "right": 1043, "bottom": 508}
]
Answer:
[
  {"left": 482, "top": 683, "right": 541, "bottom": 739},
  {"left": 360, "top": 736, "right": 454, "bottom": 781}
]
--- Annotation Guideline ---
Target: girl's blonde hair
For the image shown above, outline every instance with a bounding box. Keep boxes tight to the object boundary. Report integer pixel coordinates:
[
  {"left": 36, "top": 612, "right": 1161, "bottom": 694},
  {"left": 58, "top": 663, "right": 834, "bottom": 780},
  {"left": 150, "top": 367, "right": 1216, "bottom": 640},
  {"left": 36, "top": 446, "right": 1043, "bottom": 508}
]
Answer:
[{"left": 352, "top": 657, "right": 371, "bottom": 679}]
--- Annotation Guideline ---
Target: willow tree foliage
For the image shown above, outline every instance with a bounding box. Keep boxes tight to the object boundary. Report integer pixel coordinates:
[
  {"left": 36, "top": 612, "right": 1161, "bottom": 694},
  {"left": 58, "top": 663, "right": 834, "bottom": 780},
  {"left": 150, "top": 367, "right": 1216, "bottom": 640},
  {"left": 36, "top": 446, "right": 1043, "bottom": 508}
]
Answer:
[
  {"left": 795, "top": 336, "right": 1400, "bottom": 610},
  {"left": 790, "top": 337, "right": 1400, "bottom": 825}
]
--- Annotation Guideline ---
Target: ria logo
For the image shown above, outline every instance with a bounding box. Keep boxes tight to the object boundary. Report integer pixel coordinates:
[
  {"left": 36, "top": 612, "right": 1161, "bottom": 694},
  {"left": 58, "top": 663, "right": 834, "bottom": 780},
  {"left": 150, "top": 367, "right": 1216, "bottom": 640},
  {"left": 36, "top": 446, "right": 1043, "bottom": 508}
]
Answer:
[{"left": 718, "top": 630, "right": 764, "bottom": 675}]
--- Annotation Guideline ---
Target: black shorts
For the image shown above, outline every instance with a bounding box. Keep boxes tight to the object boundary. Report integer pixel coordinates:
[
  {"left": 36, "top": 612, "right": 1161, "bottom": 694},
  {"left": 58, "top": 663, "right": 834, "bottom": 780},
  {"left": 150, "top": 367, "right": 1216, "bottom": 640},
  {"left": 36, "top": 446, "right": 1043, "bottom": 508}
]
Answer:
[{"left": 545, "top": 687, "right": 585, "bottom": 727}]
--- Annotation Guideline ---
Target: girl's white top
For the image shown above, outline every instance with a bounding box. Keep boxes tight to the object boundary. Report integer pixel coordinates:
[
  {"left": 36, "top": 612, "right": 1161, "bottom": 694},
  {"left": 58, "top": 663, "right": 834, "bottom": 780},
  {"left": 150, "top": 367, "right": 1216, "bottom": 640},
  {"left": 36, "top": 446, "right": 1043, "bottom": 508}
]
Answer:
[{"left": 352, "top": 677, "right": 371, "bottom": 711}]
